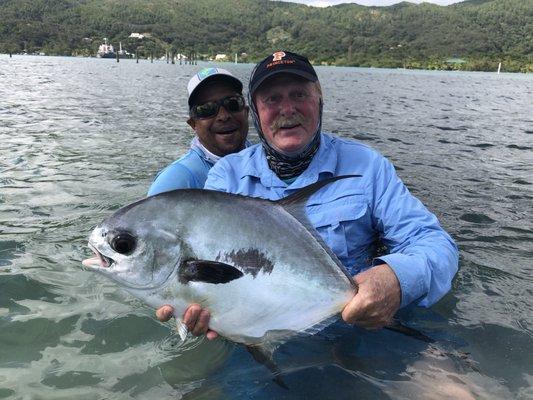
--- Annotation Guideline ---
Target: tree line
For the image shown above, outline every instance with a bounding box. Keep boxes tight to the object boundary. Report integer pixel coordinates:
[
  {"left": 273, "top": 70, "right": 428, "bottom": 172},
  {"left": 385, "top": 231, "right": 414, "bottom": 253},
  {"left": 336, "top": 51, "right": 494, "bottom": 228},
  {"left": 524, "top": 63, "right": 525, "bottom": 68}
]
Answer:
[{"left": 0, "top": 0, "right": 531, "bottom": 72}]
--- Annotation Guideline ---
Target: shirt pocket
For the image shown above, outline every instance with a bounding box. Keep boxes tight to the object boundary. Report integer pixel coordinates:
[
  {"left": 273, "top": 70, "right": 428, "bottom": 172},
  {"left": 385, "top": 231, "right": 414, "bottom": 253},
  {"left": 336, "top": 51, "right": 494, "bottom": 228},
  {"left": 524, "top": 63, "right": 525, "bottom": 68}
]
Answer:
[{"left": 306, "top": 195, "right": 368, "bottom": 264}]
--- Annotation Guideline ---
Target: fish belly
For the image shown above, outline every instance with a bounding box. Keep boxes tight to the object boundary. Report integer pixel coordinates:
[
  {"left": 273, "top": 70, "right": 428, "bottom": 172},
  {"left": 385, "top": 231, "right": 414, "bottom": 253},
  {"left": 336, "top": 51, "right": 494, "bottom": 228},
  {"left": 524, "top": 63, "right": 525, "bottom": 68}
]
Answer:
[{"left": 188, "top": 270, "right": 354, "bottom": 344}]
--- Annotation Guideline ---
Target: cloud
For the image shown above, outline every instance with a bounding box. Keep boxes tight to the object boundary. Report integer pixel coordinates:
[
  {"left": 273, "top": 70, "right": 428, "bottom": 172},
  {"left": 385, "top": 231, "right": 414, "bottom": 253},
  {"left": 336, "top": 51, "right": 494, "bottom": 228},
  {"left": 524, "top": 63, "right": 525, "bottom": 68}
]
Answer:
[{"left": 274, "top": 0, "right": 464, "bottom": 7}]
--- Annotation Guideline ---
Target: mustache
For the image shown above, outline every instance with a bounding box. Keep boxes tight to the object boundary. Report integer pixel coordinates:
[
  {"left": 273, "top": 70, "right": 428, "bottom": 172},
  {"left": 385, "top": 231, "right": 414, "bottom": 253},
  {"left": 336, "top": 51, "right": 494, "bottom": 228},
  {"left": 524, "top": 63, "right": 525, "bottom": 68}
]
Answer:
[{"left": 269, "top": 113, "right": 306, "bottom": 132}]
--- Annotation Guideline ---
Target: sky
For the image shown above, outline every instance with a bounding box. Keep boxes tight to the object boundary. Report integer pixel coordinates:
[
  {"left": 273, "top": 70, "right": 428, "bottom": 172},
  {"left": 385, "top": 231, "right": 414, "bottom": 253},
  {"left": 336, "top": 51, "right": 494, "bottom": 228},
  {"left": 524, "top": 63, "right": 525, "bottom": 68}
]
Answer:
[{"left": 275, "top": 0, "right": 464, "bottom": 6}]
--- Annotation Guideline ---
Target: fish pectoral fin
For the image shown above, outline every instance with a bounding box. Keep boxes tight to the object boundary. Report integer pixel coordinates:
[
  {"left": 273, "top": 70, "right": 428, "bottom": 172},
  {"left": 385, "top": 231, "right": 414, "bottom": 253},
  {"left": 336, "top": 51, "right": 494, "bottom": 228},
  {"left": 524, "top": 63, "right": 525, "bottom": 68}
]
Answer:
[{"left": 178, "top": 260, "right": 244, "bottom": 284}]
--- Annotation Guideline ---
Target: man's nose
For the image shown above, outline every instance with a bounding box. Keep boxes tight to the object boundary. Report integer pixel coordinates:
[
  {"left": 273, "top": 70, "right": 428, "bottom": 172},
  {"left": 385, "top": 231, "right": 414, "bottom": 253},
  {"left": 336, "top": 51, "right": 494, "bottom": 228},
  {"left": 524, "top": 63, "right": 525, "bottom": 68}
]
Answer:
[
  {"left": 279, "top": 96, "right": 296, "bottom": 116},
  {"left": 215, "top": 104, "right": 231, "bottom": 120}
]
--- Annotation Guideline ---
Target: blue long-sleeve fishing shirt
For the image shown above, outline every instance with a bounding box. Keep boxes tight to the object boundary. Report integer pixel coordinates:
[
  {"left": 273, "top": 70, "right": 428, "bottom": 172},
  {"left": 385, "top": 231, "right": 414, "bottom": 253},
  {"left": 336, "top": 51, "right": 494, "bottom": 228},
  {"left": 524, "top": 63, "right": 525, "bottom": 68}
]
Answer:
[
  {"left": 147, "top": 144, "right": 214, "bottom": 196},
  {"left": 205, "top": 132, "right": 459, "bottom": 308}
]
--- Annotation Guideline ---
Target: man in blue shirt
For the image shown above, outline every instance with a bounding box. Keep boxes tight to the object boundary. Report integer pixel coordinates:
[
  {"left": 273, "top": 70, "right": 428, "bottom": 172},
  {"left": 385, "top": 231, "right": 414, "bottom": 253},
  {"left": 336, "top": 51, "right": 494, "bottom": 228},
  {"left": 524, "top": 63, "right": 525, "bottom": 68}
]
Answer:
[
  {"left": 147, "top": 67, "right": 249, "bottom": 196},
  {"left": 172, "top": 51, "right": 458, "bottom": 339}
]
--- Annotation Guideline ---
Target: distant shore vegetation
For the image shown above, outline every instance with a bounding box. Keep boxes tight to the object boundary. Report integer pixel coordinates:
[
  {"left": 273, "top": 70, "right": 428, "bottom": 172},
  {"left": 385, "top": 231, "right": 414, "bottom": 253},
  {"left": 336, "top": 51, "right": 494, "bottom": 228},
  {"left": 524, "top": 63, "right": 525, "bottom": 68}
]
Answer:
[{"left": 0, "top": 0, "right": 531, "bottom": 73}]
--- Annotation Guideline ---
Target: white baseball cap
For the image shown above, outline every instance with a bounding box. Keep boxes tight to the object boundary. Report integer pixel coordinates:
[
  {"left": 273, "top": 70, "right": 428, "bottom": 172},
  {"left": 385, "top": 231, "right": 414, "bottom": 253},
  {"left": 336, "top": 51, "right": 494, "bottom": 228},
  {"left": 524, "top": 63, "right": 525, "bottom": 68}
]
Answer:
[{"left": 187, "top": 67, "right": 243, "bottom": 107}]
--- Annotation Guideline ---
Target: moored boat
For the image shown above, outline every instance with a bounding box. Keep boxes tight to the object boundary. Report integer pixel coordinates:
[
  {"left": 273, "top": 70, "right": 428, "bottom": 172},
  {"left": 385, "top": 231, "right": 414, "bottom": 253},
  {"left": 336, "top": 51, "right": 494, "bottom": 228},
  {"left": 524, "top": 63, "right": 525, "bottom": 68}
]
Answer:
[{"left": 97, "top": 38, "right": 115, "bottom": 58}]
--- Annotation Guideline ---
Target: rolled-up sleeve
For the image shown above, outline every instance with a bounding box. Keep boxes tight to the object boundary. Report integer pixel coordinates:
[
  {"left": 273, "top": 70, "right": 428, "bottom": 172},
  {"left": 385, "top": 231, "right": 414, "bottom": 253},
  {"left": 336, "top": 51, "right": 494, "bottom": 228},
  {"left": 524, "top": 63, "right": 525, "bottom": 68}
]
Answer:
[{"left": 371, "top": 157, "right": 459, "bottom": 308}]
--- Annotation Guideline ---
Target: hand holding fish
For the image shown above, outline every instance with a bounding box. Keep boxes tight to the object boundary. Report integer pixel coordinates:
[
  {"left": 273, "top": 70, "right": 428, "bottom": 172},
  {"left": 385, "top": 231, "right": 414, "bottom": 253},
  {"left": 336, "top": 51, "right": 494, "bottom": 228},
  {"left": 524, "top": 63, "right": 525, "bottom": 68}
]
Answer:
[
  {"left": 341, "top": 263, "right": 401, "bottom": 329},
  {"left": 156, "top": 304, "right": 218, "bottom": 340}
]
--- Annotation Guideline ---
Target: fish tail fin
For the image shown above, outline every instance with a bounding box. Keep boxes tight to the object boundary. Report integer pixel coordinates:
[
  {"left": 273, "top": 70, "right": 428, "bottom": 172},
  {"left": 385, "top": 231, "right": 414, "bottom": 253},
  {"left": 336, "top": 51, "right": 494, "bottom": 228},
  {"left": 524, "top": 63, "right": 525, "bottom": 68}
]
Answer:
[{"left": 385, "top": 319, "right": 434, "bottom": 343}]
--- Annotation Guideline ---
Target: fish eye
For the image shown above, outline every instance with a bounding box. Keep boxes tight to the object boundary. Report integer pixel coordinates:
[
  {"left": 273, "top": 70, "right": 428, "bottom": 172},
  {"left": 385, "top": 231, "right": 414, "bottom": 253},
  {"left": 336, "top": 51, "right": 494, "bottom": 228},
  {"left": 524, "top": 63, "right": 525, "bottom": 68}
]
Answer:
[{"left": 109, "top": 232, "right": 136, "bottom": 255}]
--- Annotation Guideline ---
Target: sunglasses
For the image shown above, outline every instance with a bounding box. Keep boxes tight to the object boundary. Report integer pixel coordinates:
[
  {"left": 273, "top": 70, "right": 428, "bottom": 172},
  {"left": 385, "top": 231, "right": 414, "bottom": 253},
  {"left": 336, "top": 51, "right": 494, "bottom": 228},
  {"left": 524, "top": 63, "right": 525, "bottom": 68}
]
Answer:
[{"left": 190, "top": 95, "right": 245, "bottom": 119}]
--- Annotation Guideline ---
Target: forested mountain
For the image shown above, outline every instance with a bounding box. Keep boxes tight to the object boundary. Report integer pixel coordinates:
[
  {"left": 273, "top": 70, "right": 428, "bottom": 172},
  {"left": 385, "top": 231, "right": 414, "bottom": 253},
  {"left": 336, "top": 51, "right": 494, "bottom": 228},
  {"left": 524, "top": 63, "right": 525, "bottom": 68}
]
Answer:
[{"left": 0, "top": 0, "right": 531, "bottom": 71}]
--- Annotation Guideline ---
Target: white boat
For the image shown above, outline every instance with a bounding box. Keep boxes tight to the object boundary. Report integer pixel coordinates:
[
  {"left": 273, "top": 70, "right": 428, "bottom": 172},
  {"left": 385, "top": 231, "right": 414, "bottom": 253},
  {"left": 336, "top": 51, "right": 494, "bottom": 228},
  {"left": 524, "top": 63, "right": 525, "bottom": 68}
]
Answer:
[{"left": 97, "top": 38, "right": 115, "bottom": 58}]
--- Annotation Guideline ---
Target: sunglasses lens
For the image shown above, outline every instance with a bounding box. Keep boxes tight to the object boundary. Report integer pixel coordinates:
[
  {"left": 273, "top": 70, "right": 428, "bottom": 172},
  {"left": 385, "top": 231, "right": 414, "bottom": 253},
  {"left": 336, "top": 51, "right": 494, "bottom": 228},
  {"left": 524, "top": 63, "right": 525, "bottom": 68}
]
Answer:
[
  {"left": 194, "top": 102, "right": 218, "bottom": 118},
  {"left": 192, "top": 95, "right": 244, "bottom": 119},
  {"left": 223, "top": 96, "right": 244, "bottom": 112}
]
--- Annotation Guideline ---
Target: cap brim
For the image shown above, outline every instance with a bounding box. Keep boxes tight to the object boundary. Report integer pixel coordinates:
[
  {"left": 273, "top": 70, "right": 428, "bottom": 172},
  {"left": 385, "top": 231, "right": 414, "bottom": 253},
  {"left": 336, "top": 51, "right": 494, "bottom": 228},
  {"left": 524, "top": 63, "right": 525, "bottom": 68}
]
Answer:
[
  {"left": 188, "top": 75, "right": 243, "bottom": 106},
  {"left": 250, "top": 70, "right": 317, "bottom": 97}
]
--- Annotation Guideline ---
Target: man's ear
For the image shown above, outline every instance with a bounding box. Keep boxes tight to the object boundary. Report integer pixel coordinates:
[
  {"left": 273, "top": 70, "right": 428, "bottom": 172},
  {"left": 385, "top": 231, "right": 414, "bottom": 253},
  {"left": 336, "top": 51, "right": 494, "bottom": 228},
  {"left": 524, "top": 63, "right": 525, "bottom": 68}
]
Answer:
[{"left": 187, "top": 117, "right": 195, "bottom": 129}]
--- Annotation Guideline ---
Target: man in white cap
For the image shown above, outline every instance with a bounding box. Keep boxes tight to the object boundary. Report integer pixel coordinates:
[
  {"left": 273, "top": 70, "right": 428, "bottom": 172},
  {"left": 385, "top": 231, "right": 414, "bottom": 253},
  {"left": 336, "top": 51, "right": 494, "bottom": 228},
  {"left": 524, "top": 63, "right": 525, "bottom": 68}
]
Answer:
[
  {"left": 84, "top": 69, "right": 249, "bottom": 294},
  {"left": 149, "top": 68, "right": 248, "bottom": 332},
  {"left": 147, "top": 67, "right": 249, "bottom": 196}
]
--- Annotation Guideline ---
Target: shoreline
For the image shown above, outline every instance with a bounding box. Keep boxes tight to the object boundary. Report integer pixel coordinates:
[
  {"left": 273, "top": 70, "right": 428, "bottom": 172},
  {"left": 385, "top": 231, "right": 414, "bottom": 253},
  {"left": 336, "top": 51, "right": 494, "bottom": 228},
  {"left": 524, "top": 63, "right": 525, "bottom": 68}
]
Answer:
[{"left": 2, "top": 52, "right": 531, "bottom": 74}]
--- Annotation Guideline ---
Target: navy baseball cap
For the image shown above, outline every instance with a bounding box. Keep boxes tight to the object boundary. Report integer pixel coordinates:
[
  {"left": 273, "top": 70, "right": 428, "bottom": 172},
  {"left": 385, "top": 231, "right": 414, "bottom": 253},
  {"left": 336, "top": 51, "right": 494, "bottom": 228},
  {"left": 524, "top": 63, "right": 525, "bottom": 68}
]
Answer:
[{"left": 249, "top": 51, "right": 318, "bottom": 97}]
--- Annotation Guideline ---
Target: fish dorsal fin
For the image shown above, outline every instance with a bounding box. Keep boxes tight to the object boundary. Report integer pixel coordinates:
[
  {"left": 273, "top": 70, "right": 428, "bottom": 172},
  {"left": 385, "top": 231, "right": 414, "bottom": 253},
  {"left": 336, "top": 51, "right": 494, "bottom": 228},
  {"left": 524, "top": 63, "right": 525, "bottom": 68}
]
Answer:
[
  {"left": 178, "top": 260, "right": 243, "bottom": 284},
  {"left": 276, "top": 175, "right": 362, "bottom": 290},
  {"left": 278, "top": 174, "right": 361, "bottom": 207}
]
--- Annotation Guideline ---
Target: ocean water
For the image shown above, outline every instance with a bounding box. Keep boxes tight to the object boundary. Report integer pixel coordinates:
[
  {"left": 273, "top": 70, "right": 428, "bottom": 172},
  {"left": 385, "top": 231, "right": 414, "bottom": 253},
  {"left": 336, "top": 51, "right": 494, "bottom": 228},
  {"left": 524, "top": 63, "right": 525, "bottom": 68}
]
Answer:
[{"left": 0, "top": 55, "right": 531, "bottom": 399}]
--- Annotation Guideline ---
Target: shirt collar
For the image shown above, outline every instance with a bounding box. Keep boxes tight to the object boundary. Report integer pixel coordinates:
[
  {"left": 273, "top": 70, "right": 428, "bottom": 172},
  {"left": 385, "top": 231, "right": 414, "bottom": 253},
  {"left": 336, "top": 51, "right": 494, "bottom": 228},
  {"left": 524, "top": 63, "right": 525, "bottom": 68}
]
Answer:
[
  {"left": 191, "top": 137, "right": 251, "bottom": 166},
  {"left": 238, "top": 132, "right": 338, "bottom": 190},
  {"left": 191, "top": 137, "right": 222, "bottom": 165}
]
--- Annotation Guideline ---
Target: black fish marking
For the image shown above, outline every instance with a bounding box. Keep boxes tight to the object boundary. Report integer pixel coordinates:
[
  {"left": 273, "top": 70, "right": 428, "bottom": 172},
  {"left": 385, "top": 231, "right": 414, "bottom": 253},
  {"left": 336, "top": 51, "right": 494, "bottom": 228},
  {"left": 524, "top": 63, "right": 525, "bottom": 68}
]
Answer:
[
  {"left": 178, "top": 260, "right": 243, "bottom": 284},
  {"left": 216, "top": 248, "right": 274, "bottom": 277}
]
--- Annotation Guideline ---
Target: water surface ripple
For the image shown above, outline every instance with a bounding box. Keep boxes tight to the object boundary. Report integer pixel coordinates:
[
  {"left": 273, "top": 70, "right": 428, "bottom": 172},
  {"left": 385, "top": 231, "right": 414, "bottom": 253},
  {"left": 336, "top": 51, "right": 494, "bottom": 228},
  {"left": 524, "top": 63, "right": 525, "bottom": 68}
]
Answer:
[{"left": 1, "top": 55, "right": 532, "bottom": 399}]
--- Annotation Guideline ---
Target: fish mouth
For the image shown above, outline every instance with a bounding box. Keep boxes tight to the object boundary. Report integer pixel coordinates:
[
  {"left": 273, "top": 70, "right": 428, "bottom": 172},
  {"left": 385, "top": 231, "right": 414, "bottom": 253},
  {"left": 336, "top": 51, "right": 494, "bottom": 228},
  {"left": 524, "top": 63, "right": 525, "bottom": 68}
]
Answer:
[{"left": 83, "top": 244, "right": 114, "bottom": 269}]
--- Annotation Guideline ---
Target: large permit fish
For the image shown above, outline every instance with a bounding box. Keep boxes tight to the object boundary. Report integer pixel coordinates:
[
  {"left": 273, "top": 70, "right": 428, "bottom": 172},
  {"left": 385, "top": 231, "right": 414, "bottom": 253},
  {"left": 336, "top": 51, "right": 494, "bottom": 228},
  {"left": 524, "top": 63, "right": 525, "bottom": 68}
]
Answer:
[{"left": 83, "top": 176, "right": 360, "bottom": 347}]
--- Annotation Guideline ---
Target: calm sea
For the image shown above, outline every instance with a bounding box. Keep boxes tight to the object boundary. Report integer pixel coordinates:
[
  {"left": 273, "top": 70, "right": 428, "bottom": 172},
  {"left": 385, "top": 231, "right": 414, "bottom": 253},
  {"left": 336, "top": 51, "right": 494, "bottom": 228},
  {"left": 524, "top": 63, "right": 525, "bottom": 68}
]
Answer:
[{"left": 0, "top": 55, "right": 531, "bottom": 399}]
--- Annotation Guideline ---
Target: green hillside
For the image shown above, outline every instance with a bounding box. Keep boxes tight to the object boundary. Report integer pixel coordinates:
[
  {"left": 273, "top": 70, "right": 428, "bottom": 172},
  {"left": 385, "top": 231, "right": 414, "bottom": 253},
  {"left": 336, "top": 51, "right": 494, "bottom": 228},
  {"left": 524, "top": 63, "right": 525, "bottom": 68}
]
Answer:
[{"left": 0, "top": 0, "right": 531, "bottom": 71}]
